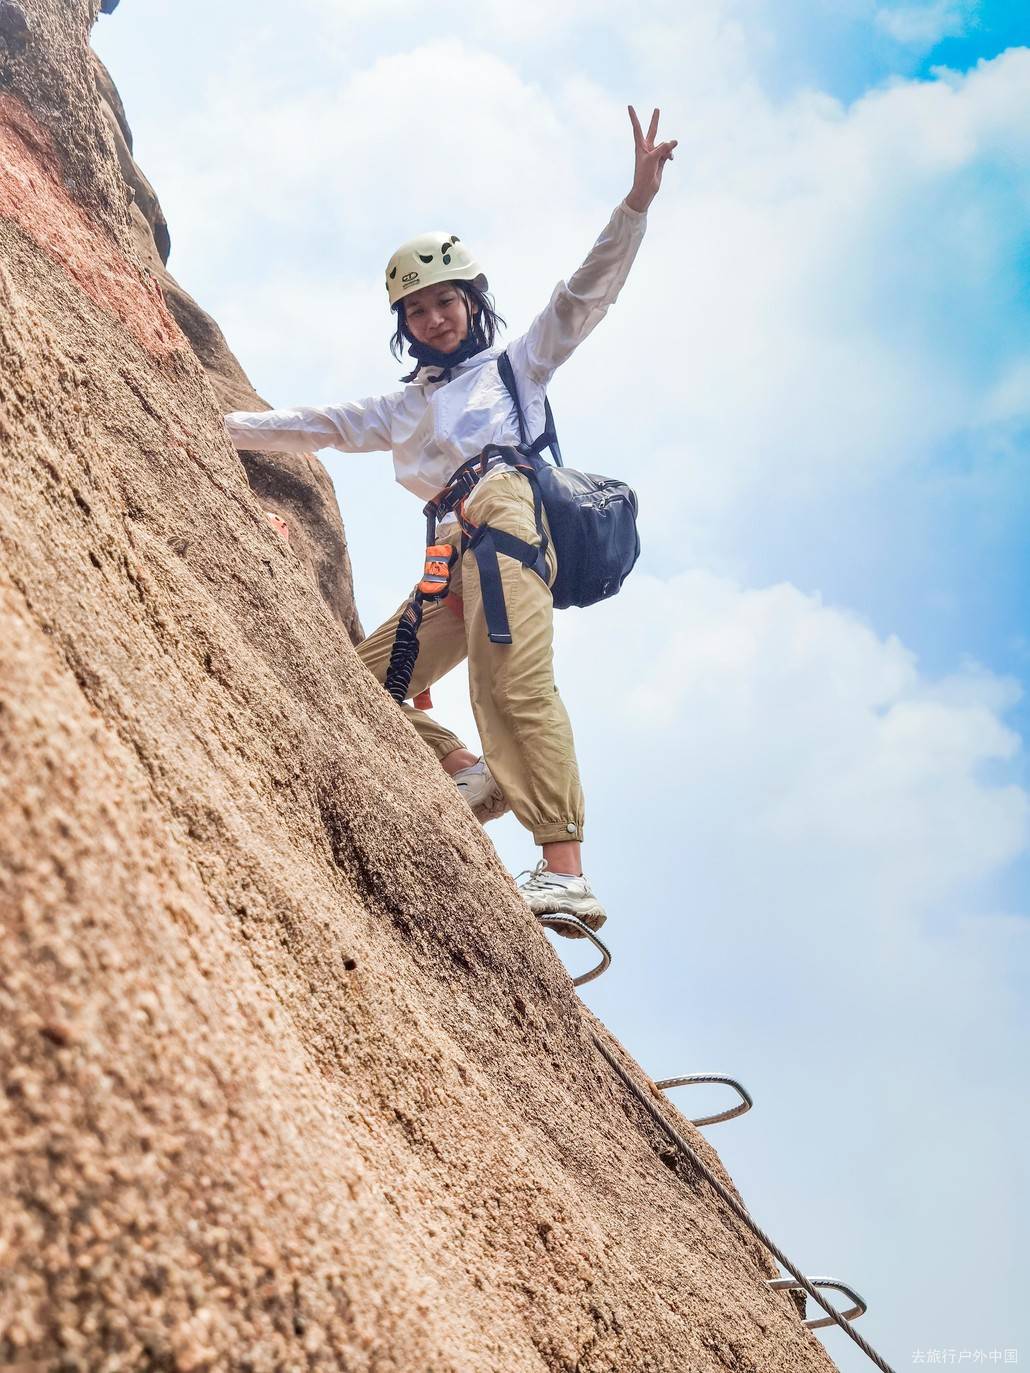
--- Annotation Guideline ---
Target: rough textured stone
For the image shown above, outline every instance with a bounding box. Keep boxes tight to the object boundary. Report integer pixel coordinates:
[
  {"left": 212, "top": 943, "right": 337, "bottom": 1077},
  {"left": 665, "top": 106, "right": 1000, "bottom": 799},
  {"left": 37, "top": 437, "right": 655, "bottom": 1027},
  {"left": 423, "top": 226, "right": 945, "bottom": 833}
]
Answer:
[
  {"left": 91, "top": 51, "right": 170, "bottom": 264},
  {"left": 88, "top": 48, "right": 363, "bottom": 643},
  {"left": 0, "top": 2, "right": 31, "bottom": 60},
  {"left": 0, "top": 3, "right": 840, "bottom": 1369}
]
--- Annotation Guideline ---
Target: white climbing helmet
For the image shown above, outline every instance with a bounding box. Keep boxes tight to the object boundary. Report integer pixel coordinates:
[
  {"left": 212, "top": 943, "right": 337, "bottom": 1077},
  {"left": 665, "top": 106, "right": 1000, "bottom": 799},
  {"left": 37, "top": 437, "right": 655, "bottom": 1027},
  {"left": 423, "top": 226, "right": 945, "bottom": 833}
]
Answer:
[{"left": 385, "top": 231, "right": 487, "bottom": 307}]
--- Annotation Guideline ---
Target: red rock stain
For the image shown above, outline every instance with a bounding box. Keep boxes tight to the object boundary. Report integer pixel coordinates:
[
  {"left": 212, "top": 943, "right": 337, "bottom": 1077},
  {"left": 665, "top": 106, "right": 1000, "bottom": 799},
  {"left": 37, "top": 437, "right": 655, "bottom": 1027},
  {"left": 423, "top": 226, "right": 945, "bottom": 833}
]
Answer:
[{"left": 0, "top": 94, "right": 182, "bottom": 359}]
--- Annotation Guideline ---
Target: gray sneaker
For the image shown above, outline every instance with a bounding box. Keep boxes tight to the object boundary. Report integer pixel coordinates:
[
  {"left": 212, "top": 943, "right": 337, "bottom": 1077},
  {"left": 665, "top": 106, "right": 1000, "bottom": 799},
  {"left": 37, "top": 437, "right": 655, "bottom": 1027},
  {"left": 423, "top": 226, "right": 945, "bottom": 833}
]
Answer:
[
  {"left": 517, "top": 860, "right": 607, "bottom": 934},
  {"left": 452, "top": 758, "right": 509, "bottom": 824}
]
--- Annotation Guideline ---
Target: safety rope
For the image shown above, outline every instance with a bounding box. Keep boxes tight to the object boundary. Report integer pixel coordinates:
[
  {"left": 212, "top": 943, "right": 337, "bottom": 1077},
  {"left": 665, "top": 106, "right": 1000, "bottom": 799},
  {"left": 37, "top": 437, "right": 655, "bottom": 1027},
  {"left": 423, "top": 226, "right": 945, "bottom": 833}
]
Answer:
[
  {"left": 590, "top": 1034, "right": 897, "bottom": 1373},
  {"left": 384, "top": 596, "right": 424, "bottom": 704}
]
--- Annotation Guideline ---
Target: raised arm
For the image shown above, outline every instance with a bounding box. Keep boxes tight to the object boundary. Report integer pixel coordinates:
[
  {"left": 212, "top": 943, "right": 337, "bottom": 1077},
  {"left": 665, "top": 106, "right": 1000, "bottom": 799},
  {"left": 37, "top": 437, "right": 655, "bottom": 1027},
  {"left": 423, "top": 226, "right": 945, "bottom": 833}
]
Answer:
[
  {"left": 508, "top": 105, "right": 678, "bottom": 384},
  {"left": 223, "top": 393, "right": 399, "bottom": 455}
]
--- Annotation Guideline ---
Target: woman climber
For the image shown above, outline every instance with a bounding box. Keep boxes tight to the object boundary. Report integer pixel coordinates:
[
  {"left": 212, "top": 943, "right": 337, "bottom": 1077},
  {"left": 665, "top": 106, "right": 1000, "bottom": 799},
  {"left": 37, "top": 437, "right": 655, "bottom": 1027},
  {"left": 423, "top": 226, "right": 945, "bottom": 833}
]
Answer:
[{"left": 224, "top": 106, "right": 677, "bottom": 933}]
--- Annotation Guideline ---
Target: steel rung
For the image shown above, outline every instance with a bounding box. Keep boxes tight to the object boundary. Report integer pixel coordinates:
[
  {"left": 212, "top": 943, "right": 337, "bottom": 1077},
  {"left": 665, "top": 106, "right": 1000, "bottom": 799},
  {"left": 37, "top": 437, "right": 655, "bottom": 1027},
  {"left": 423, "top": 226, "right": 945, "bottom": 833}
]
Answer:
[
  {"left": 655, "top": 1073, "right": 753, "bottom": 1125},
  {"left": 537, "top": 915, "right": 611, "bottom": 986},
  {"left": 768, "top": 1276, "right": 868, "bottom": 1329},
  {"left": 592, "top": 1034, "right": 895, "bottom": 1373}
]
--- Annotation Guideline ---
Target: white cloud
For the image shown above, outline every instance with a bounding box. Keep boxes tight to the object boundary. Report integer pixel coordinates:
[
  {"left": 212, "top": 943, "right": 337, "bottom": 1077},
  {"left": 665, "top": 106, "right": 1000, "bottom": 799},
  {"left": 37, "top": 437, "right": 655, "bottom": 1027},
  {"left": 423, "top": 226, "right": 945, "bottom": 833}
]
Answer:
[
  {"left": 160, "top": 32, "right": 1030, "bottom": 605},
  {"left": 556, "top": 571, "right": 1028, "bottom": 892},
  {"left": 158, "top": 39, "right": 601, "bottom": 241},
  {"left": 301, "top": 0, "right": 650, "bottom": 46},
  {"left": 875, "top": 1, "right": 973, "bottom": 47}
]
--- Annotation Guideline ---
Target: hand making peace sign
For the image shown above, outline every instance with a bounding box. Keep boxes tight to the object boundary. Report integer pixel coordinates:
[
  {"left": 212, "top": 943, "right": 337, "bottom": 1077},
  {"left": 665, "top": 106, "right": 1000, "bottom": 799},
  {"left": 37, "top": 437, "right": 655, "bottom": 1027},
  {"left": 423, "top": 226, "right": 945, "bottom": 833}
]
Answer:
[{"left": 626, "top": 106, "right": 679, "bottom": 214}]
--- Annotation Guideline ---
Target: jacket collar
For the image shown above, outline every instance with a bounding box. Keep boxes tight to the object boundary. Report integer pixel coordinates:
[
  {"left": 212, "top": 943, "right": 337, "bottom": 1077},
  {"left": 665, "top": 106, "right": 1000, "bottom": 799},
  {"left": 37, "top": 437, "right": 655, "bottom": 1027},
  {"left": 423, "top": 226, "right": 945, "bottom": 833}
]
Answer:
[{"left": 408, "top": 343, "right": 502, "bottom": 389}]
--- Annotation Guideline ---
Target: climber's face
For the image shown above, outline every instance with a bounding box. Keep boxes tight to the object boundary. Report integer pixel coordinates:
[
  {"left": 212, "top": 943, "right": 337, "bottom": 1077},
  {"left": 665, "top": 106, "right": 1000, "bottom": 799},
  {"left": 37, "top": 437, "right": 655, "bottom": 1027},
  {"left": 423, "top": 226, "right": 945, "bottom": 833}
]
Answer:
[{"left": 403, "top": 283, "right": 478, "bottom": 352}]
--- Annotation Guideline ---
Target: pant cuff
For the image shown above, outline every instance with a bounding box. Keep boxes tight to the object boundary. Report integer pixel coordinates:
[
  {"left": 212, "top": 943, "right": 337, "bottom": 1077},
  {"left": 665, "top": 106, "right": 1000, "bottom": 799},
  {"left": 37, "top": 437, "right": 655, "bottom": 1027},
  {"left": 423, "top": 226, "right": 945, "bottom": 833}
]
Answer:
[
  {"left": 533, "top": 822, "right": 584, "bottom": 845},
  {"left": 431, "top": 735, "right": 467, "bottom": 762}
]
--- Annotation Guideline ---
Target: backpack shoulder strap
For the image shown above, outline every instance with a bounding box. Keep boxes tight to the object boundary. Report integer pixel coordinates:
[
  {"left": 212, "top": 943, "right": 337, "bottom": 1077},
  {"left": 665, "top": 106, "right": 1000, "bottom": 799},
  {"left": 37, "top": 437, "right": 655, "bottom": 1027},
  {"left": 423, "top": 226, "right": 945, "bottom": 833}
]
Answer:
[{"left": 497, "top": 350, "right": 564, "bottom": 468}]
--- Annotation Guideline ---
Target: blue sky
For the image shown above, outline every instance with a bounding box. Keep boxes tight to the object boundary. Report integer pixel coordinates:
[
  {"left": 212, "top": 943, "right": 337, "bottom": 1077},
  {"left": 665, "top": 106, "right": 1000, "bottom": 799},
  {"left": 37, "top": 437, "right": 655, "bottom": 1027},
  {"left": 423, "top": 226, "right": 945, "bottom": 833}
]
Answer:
[
  {"left": 94, "top": 3, "right": 1029, "bottom": 1367},
  {"left": 750, "top": 0, "right": 1030, "bottom": 96}
]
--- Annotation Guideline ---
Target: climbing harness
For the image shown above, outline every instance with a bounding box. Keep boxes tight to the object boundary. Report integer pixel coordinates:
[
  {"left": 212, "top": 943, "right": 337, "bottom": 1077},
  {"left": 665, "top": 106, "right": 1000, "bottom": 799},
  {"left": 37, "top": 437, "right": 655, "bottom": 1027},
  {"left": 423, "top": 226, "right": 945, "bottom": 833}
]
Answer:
[
  {"left": 590, "top": 1034, "right": 896, "bottom": 1373},
  {"left": 384, "top": 345, "right": 641, "bottom": 695},
  {"left": 415, "top": 345, "right": 642, "bottom": 647},
  {"left": 421, "top": 350, "right": 639, "bottom": 645},
  {"left": 382, "top": 447, "right": 513, "bottom": 702},
  {"left": 656, "top": 1073, "right": 753, "bottom": 1126},
  {"left": 384, "top": 428, "right": 543, "bottom": 696},
  {"left": 767, "top": 1276, "right": 868, "bottom": 1331},
  {"left": 456, "top": 446, "right": 552, "bottom": 646},
  {"left": 536, "top": 915, "right": 611, "bottom": 987}
]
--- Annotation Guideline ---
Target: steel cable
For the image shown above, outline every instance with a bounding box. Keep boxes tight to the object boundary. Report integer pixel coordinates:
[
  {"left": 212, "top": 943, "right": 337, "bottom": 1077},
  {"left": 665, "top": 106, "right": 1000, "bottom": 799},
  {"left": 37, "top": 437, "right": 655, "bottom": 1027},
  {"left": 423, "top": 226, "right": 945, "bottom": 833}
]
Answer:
[{"left": 591, "top": 1034, "right": 896, "bottom": 1373}]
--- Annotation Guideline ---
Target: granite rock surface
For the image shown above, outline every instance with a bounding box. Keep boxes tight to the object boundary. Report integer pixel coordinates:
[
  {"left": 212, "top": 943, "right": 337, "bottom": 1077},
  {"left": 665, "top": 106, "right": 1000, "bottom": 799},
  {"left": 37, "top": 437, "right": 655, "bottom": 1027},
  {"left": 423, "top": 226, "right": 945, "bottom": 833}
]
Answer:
[{"left": 0, "top": 4, "right": 839, "bottom": 1369}]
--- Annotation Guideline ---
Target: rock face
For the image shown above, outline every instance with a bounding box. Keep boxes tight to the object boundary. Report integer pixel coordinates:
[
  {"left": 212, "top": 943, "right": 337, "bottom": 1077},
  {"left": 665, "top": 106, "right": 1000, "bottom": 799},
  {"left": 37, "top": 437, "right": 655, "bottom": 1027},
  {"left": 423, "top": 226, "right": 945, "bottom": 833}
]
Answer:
[
  {"left": 0, "top": 4, "right": 840, "bottom": 1370},
  {"left": 89, "top": 45, "right": 363, "bottom": 643}
]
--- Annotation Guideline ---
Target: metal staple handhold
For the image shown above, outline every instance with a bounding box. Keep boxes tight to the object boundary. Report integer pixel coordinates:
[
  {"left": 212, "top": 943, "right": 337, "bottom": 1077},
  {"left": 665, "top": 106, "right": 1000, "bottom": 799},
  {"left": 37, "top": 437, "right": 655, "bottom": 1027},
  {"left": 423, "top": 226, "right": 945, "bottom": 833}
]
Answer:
[
  {"left": 768, "top": 1276, "right": 867, "bottom": 1329},
  {"left": 537, "top": 915, "right": 611, "bottom": 986},
  {"left": 590, "top": 1032, "right": 896, "bottom": 1373},
  {"left": 655, "top": 1073, "right": 753, "bottom": 1125}
]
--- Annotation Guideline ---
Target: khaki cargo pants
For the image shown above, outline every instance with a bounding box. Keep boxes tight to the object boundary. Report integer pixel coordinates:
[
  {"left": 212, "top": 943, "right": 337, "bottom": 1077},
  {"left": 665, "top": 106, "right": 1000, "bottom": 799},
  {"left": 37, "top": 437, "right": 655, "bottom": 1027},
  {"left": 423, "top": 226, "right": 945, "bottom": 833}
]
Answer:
[{"left": 356, "top": 469, "right": 585, "bottom": 845}]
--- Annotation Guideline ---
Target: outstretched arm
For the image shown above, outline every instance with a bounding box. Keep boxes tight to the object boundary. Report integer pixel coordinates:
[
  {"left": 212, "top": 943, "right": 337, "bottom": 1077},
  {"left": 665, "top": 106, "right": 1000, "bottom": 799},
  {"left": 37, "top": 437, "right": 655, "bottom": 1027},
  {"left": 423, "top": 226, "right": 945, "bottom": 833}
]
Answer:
[
  {"left": 223, "top": 393, "right": 399, "bottom": 455},
  {"left": 508, "top": 106, "right": 678, "bottom": 384}
]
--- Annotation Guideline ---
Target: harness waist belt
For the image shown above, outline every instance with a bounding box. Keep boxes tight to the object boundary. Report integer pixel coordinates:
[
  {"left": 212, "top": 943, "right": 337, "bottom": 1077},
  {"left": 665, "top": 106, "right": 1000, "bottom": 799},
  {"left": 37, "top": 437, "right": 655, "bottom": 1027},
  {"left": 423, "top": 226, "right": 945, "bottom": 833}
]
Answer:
[
  {"left": 428, "top": 452, "right": 512, "bottom": 524},
  {"left": 423, "top": 447, "right": 551, "bottom": 646}
]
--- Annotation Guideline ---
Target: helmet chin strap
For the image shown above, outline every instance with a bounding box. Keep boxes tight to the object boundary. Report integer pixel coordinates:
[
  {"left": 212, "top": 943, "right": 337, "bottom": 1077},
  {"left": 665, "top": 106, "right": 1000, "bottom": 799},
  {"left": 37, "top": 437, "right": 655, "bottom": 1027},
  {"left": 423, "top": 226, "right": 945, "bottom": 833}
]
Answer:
[{"left": 401, "top": 294, "right": 485, "bottom": 384}]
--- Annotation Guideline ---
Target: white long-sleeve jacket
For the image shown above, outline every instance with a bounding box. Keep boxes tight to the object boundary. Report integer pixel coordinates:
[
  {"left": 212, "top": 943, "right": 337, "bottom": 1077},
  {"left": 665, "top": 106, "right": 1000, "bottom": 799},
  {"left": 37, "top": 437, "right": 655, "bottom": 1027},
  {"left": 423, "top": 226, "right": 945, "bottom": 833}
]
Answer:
[{"left": 223, "top": 200, "right": 647, "bottom": 511}]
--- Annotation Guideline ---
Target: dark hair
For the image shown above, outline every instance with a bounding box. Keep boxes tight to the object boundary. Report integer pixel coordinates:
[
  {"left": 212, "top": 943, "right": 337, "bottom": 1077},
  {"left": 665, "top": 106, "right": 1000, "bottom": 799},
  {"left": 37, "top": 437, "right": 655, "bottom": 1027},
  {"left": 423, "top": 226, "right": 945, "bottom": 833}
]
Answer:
[{"left": 390, "top": 279, "right": 506, "bottom": 362}]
